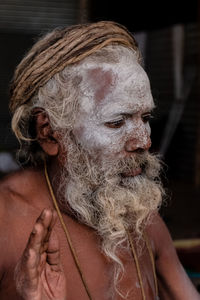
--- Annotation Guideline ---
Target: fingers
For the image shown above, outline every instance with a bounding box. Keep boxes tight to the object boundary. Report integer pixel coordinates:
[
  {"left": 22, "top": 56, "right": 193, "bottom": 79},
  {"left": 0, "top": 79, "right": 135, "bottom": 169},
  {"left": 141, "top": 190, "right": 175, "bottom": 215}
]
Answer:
[
  {"left": 15, "top": 208, "right": 63, "bottom": 298},
  {"left": 20, "top": 208, "right": 58, "bottom": 279},
  {"left": 23, "top": 248, "right": 38, "bottom": 287},
  {"left": 46, "top": 229, "right": 61, "bottom": 271},
  {"left": 27, "top": 208, "right": 56, "bottom": 255},
  {"left": 27, "top": 208, "right": 62, "bottom": 272},
  {"left": 15, "top": 245, "right": 39, "bottom": 295}
]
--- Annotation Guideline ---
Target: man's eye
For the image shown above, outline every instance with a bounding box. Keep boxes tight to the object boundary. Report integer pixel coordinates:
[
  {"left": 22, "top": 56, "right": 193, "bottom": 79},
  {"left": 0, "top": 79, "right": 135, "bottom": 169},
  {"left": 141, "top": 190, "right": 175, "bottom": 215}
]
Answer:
[
  {"left": 104, "top": 119, "right": 125, "bottom": 128},
  {"left": 142, "top": 113, "right": 153, "bottom": 123}
]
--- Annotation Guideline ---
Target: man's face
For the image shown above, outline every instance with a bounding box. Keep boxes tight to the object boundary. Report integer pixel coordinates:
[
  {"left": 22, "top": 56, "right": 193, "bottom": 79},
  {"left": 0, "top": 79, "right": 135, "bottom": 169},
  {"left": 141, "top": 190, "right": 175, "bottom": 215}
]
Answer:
[
  {"left": 56, "top": 47, "right": 163, "bottom": 298},
  {"left": 58, "top": 49, "right": 162, "bottom": 268},
  {"left": 73, "top": 50, "right": 154, "bottom": 171}
]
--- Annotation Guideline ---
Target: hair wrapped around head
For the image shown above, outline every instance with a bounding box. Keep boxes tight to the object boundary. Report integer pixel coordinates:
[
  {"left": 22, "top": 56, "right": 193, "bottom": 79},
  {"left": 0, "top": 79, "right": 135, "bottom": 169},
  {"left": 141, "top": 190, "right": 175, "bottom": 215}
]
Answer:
[{"left": 9, "top": 21, "right": 138, "bottom": 114}]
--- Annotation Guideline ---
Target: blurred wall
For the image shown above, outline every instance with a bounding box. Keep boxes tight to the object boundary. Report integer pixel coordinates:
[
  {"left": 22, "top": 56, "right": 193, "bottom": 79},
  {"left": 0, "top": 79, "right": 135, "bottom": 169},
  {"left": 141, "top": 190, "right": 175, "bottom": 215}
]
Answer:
[{"left": 0, "top": 0, "right": 80, "bottom": 152}]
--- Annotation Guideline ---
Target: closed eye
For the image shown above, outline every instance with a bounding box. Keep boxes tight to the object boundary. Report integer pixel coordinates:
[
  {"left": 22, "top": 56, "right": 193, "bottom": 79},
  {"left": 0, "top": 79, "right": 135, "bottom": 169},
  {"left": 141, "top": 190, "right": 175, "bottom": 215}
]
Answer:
[{"left": 104, "top": 119, "right": 125, "bottom": 128}]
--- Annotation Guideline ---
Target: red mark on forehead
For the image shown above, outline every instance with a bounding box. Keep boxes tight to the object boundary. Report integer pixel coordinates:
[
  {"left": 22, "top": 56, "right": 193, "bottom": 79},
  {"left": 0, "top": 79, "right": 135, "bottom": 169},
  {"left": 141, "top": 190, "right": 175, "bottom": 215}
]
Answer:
[{"left": 87, "top": 67, "right": 116, "bottom": 102}]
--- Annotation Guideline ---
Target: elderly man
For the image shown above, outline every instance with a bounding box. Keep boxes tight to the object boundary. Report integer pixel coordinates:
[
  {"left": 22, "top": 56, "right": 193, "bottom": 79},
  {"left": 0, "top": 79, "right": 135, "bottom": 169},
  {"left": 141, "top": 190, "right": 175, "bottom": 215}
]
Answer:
[{"left": 0, "top": 21, "right": 199, "bottom": 300}]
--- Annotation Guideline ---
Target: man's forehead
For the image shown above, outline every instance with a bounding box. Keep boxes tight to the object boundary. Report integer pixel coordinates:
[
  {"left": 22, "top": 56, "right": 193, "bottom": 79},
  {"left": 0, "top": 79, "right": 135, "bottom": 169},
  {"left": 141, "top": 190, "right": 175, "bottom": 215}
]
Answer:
[
  {"left": 86, "top": 67, "right": 117, "bottom": 102},
  {"left": 77, "top": 55, "right": 153, "bottom": 114}
]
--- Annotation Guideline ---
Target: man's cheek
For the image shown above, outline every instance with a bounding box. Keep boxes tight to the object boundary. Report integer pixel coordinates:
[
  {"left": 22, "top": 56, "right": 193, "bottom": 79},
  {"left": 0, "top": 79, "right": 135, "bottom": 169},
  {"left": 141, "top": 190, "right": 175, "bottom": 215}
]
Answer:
[
  {"left": 74, "top": 122, "right": 124, "bottom": 155},
  {"left": 99, "top": 136, "right": 126, "bottom": 158},
  {"left": 73, "top": 125, "right": 93, "bottom": 147}
]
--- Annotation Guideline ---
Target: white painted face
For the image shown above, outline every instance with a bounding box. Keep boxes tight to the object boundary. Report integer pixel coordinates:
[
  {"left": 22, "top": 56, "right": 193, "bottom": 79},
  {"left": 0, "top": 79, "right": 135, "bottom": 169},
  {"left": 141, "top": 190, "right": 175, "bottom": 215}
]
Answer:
[{"left": 73, "top": 48, "right": 155, "bottom": 160}]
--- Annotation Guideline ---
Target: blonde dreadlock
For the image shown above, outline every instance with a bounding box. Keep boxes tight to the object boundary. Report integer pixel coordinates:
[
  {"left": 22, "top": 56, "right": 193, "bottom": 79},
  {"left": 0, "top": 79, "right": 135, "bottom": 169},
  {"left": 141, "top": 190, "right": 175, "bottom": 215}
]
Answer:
[{"left": 9, "top": 21, "right": 138, "bottom": 113}]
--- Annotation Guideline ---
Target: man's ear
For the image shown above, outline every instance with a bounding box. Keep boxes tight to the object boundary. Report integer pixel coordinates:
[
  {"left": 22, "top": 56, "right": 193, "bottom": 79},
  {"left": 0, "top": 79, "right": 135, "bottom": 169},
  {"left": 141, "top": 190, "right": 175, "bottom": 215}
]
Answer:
[{"left": 34, "top": 108, "right": 59, "bottom": 156}]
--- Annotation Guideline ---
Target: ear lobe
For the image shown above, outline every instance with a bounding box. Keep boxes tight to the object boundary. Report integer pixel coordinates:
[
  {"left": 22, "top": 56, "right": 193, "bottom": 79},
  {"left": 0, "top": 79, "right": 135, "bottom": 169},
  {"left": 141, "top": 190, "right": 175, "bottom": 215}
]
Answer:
[{"left": 34, "top": 109, "right": 59, "bottom": 156}]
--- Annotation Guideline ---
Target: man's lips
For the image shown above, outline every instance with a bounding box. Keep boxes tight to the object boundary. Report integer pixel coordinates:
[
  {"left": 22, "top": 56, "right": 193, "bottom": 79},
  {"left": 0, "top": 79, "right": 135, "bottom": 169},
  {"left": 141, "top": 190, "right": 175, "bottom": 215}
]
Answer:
[{"left": 121, "top": 167, "right": 142, "bottom": 177}]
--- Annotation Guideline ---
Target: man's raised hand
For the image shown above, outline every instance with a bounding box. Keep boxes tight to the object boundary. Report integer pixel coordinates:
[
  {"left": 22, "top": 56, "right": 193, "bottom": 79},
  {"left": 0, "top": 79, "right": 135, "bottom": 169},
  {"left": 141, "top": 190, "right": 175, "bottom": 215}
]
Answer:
[{"left": 14, "top": 208, "right": 67, "bottom": 300}]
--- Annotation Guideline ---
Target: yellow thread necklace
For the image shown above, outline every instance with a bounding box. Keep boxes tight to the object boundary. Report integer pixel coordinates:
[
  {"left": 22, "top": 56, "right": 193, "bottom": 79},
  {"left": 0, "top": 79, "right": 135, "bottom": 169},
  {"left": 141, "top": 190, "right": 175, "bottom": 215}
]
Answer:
[{"left": 44, "top": 161, "right": 158, "bottom": 300}]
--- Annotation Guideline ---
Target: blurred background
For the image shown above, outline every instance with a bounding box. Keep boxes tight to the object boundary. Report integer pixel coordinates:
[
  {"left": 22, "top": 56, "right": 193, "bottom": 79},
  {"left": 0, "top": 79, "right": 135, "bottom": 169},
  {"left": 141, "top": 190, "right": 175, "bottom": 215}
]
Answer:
[{"left": 0, "top": 0, "right": 200, "bottom": 290}]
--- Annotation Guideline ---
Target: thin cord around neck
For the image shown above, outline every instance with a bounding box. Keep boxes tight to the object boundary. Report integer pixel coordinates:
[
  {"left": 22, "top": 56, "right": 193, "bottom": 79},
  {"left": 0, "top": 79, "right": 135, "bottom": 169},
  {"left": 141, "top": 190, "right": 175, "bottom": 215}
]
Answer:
[
  {"left": 44, "top": 160, "right": 153, "bottom": 300},
  {"left": 127, "top": 230, "right": 146, "bottom": 300},
  {"left": 44, "top": 160, "right": 93, "bottom": 300}
]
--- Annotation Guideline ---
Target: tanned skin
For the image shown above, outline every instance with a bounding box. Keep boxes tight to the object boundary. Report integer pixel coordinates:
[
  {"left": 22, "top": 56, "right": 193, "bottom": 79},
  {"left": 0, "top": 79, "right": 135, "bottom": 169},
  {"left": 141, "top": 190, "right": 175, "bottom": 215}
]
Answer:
[{"left": 0, "top": 113, "right": 199, "bottom": 300}]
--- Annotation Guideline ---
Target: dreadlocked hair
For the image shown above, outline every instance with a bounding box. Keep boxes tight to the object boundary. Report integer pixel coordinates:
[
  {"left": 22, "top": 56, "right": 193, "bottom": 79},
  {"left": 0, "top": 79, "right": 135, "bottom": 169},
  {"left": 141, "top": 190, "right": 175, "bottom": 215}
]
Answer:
[
  {"left": 9, "top": 21, "right": 138, "bottom": 113},
  {"left": 9, "top": 21, "right": 139, "bottom": 166}
]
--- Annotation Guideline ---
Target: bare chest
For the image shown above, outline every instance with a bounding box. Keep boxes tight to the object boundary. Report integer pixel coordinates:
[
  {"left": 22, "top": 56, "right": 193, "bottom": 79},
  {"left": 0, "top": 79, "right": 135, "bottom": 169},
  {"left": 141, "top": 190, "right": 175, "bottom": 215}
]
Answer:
[
  {"left": 56, "top": 218, "right": 157, "bottom": 300},
  {"left": 0, "top": 213, "right": 157, "bottom": 300}
]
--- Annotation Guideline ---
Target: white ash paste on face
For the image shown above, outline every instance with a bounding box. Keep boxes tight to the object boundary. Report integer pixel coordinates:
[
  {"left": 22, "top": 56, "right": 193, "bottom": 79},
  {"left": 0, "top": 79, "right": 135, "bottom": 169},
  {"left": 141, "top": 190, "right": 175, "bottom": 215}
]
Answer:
[{"left": 73, "top": 47, "right": 154, "bottom": 158}]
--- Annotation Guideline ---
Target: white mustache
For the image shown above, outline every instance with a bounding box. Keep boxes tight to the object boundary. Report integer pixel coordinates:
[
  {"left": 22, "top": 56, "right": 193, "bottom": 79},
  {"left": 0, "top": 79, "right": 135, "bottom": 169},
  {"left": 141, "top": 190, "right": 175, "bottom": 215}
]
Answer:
[{"left": 101, "top": 152, "right": 161, "bottom": 181}]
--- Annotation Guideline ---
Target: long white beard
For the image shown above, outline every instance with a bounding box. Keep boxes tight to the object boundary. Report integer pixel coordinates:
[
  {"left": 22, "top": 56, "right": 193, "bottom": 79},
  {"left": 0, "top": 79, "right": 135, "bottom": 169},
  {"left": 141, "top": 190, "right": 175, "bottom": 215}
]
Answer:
[{"left": 57, "top": 135, "right": 164, "bottom": 298}]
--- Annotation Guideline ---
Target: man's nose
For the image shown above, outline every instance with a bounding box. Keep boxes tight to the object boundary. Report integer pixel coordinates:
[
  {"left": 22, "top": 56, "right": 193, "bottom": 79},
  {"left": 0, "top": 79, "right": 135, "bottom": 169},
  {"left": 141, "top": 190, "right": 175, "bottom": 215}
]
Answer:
[{"left": 125, "top": 133, "right": 152, "bottom": 153}]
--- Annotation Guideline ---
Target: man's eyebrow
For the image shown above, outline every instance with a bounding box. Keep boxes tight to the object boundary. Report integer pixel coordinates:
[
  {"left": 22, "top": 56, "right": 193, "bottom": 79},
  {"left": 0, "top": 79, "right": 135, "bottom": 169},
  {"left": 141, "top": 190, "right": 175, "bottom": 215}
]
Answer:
[
  {"left": 103, "top": 110, "right": 154, "bottom": 121},
  {"left": 101, "top": 101, "right": 155, "bottom": 119},
  {"left": 114, "top": 106, "right": 155, "bottom": 117}
]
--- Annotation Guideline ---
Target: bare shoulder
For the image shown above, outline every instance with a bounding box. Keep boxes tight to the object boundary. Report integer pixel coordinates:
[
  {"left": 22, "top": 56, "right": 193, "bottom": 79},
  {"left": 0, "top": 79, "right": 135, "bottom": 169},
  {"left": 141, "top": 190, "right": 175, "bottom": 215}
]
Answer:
[
  {"left": 0, "top": 166, "right": 52, "bottom": 227},
  {"left": 0, "top": 168, "right": 49, "bottom": 277},
  {"left": 0, "top": 166, "right": 48, "bottom": 208},
  {"left": 145, "top": 213, "right": 183, "bottom": 273},
  {"left": 146, "top": 213, "right": 200, "bottom": 299},
  {"left": 146, "top": 213, "right": 175, "bottom": 258},
  {"left": 0, "top": 166, "right": 45, "bottom": 233},
  {"left": 0, "top": 169, "right": 29, "bottom": 224}
]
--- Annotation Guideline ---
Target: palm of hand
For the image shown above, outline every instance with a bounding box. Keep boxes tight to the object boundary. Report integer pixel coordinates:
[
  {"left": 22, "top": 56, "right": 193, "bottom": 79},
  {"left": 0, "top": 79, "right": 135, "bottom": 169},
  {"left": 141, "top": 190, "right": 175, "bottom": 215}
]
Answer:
[
  {"left": 15, "top": 209, "right": 67, "bottom": 300},
  {"left": 32, "top": 252, "right": 66, "bottom": 300}
]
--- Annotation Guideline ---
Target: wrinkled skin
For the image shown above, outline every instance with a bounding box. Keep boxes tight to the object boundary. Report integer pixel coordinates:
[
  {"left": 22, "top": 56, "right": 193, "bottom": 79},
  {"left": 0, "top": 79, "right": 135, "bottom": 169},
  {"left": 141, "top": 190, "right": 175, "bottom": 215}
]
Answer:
[
  {"left": 0, "top": 51, "right": 199, "bottom": 300},
  {"left": 0, "top": 169, "right": 199, "bottom": 300},
  {"left": 14, "top": 209, "right": 66, "bottom": 300}
]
